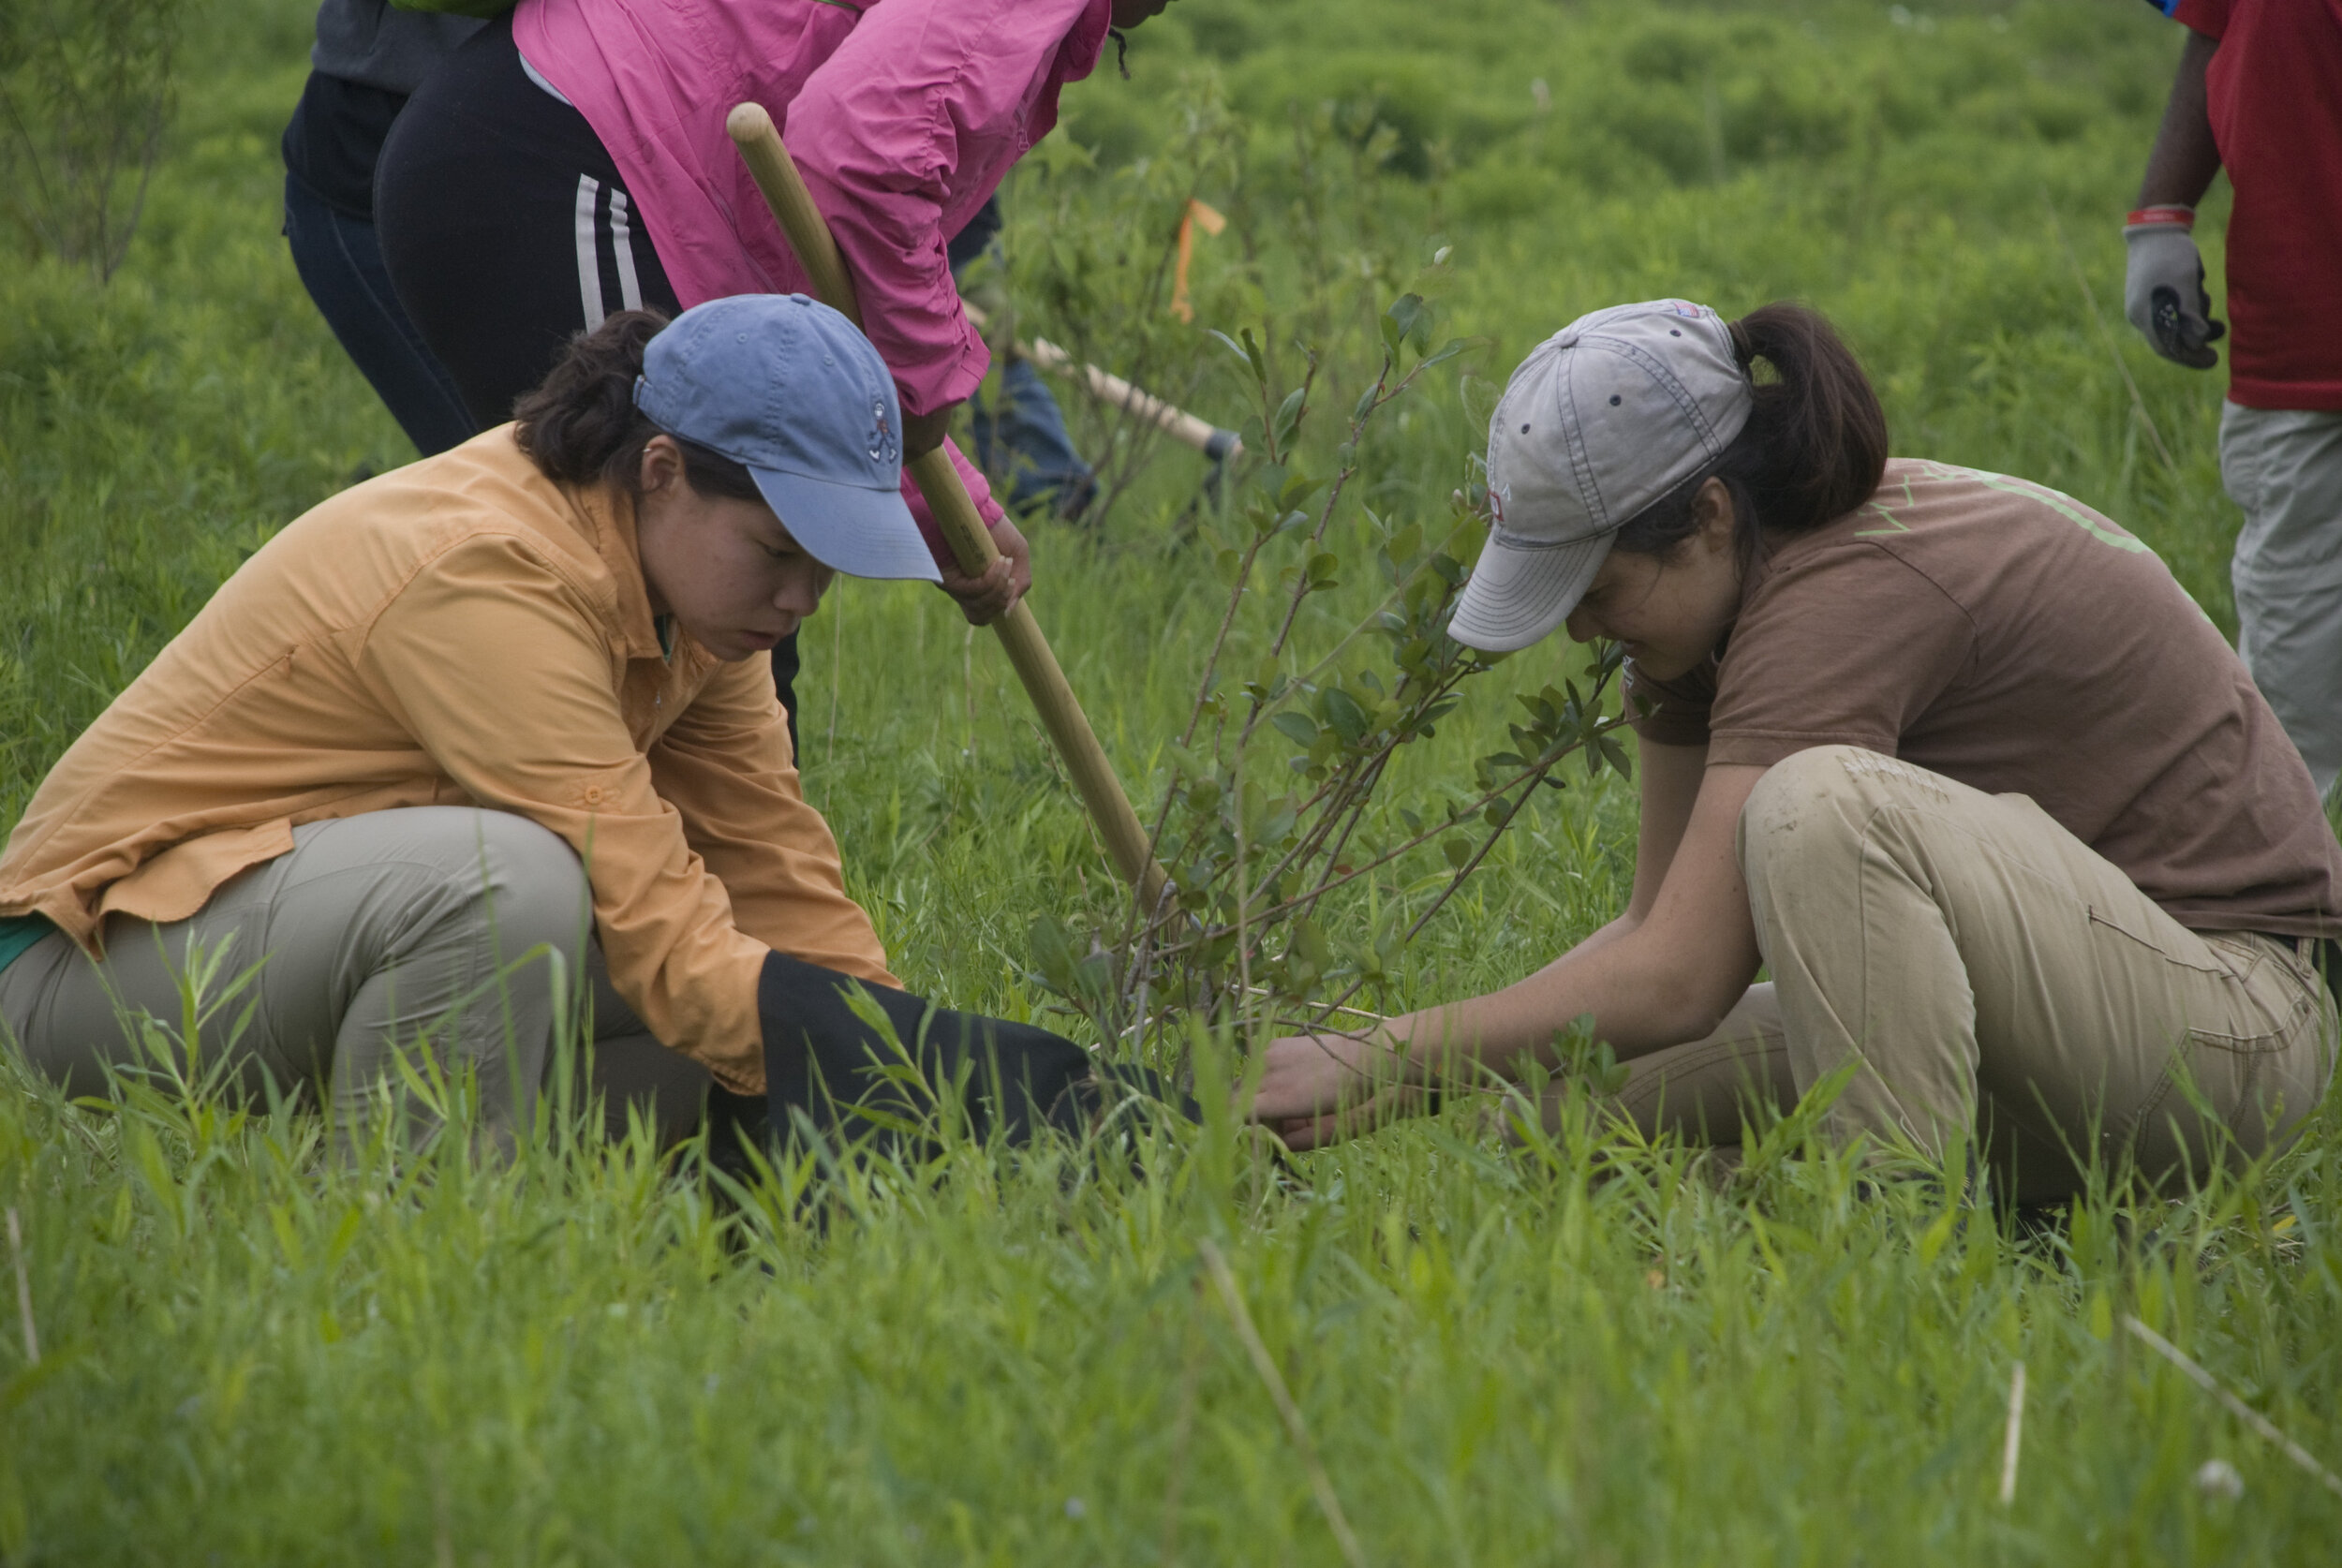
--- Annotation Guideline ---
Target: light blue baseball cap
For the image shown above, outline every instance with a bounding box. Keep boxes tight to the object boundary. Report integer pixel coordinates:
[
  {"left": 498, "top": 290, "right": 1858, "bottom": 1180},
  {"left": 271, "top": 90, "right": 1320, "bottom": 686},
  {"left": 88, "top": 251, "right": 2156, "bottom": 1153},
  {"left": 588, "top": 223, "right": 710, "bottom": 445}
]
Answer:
[{"left": 632, "top": 294, "right": 941, "bottom": 584}]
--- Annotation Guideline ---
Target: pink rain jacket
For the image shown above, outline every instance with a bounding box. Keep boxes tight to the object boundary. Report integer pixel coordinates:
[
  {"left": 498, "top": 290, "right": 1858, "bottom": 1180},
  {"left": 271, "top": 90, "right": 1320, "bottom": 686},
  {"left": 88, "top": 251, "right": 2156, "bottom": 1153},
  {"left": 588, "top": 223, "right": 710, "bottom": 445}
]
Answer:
[{"left": 513, "top": 0, "right": 1115, "bottom": 545}]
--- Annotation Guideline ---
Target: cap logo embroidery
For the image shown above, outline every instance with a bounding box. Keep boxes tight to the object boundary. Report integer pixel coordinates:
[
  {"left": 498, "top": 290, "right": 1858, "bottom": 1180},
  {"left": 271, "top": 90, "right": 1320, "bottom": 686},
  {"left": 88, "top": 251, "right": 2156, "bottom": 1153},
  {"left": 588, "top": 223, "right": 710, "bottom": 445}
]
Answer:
[{"left": 867, "top": 397, "right": 897, "bottom": 464}]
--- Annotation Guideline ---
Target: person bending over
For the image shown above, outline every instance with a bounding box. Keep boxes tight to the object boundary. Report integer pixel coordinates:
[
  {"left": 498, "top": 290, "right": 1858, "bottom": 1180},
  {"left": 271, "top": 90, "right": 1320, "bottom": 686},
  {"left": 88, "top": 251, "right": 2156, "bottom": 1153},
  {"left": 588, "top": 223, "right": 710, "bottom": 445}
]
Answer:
[
  {"left": 0, "top": 297, "right": 1100, "bottom": 1156},
  {"left": 374, "top": 0, "right": 1182, "bottom": 722},
  {"left": 1252, "top": 300, "right": 2341, "bottom": 1202}
]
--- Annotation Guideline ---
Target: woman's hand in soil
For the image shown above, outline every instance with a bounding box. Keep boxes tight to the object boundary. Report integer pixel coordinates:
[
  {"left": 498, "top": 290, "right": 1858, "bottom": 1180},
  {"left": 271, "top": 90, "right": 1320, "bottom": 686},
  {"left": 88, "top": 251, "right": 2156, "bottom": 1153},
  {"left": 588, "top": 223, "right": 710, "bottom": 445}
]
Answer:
[
  {"left": 1251, "top": 1029, "right": 1429, "bottom": 1150},
  {"left": 939, "top": 513, "right": 1031, "bottom": 625}
]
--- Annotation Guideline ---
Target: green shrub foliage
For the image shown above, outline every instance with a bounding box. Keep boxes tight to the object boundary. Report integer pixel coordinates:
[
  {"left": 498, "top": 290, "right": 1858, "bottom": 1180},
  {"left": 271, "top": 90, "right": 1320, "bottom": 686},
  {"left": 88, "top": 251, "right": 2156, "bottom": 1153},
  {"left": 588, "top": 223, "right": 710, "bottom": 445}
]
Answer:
[{"left": 0, "top": 0, "right": 185, "bottom": 281}]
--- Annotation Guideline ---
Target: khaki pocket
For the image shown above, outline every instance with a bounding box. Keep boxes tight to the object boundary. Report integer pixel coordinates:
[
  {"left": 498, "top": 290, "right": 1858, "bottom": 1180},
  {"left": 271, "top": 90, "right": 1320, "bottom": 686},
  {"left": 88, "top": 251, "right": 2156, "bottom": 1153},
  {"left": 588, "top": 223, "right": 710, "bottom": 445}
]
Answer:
[{"left": 2186, "top": 935, "right": 2320, "bottom": 1057}]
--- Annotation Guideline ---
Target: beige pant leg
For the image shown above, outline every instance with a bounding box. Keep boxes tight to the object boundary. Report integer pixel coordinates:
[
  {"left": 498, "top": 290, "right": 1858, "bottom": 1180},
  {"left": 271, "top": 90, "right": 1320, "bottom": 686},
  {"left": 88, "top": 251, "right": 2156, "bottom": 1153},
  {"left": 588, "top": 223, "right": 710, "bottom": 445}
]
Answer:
[
  {"left": 1741, "top": 746, "right": 2335, "bottom": 1200},
  {"left": 0, "top": 807, "right": 598, "bottom": 1157},
  {"left": 1611, "top": 984, "right": 1797, "bottom": 1144},
  {"left": 1502, "top": 986, "right": 1795, "bottom": 1150}
]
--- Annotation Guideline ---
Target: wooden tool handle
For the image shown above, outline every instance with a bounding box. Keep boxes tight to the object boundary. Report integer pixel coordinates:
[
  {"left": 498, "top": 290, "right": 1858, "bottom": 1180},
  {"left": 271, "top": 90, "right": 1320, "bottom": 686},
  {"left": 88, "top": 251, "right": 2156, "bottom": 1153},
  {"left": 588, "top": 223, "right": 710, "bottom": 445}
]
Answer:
[
  {"left": 961, "top": 300, "right": 1241, "bottom": 462},
  {"left": 726, "top": 102, "right": 1166, "bottom": 908},
  {"left": 728, "top": 103, "right": 1000, "bottom": 584}
]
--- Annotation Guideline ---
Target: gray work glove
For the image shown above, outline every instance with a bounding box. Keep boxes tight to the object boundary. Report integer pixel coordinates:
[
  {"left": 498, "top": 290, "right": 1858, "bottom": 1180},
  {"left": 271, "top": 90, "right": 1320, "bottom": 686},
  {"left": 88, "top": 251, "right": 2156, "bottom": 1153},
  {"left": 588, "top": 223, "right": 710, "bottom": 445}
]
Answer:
[{"left": 2123, "top": 209, "right": 2224, "bottom": 370}]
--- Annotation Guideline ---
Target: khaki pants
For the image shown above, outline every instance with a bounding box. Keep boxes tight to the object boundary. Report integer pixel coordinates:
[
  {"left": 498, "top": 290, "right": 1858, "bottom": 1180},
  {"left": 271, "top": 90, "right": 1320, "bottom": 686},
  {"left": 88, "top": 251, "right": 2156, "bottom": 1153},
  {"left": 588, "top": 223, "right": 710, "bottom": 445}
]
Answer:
[
  {"left": 1609, "top": 747, "right": 2335, "bottom": 1201},
  {"left": 2223, "top": 403, "right": 2342, "bottom": 798},
  {"left": 0, "top": 807, "right": 714, "bottom": 1157}
]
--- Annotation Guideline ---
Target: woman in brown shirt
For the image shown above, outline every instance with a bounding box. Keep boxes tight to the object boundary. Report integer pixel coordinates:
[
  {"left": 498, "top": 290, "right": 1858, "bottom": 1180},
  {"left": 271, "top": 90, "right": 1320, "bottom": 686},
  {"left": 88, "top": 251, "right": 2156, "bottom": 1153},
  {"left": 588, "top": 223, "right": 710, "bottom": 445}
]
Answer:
[{"left": 1253, "top": 299, "right": 2340, "bottom": 1200}]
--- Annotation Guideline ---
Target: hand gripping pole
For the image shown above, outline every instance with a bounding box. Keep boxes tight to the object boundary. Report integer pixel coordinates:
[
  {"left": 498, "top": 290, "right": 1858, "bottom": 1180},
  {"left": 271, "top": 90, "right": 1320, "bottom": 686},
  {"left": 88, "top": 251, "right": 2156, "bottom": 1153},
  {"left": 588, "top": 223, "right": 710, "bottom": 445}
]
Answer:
[{"left": 726, "top": 103, "right": 1169, "bottom": 910}]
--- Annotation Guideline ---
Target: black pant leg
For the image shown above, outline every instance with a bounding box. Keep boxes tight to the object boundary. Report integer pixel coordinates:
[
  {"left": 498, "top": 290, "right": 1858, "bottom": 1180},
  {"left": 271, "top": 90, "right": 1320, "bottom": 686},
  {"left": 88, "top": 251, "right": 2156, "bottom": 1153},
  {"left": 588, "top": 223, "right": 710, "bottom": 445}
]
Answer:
[
  {"left": 284, "top": 169, "right": 478, "bottom": 455},
  {"left": 375, "top": 13, "right": 680, "bottom": 428}
]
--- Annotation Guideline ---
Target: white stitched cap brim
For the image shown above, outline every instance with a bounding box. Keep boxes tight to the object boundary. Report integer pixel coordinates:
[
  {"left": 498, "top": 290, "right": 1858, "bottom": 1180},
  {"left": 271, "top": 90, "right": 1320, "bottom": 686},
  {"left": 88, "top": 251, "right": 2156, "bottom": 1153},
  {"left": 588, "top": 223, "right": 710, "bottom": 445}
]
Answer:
[{"left": 1447, "top": 529, "right": 1613, "bottom": 654}]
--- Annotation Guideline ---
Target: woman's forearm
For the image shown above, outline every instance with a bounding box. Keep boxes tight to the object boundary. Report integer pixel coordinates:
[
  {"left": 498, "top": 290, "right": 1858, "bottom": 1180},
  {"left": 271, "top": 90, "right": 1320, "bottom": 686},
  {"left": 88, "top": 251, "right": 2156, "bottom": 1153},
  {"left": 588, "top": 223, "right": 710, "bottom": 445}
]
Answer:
[
  {"left": 1378, "top": 930, "right": 1748, "bottom": 1083},
  {"left": 1376, "top": 762, "right": 1771, "bottom": 1085},
  {"left": 1250, "top": 767, "right": 1769, "bottom": 1131}
]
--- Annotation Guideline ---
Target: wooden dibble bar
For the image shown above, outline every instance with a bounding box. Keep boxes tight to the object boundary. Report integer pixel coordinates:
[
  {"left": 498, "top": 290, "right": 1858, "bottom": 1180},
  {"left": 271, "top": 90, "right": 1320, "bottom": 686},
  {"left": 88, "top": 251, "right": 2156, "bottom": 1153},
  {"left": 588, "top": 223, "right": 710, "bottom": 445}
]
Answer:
[{"left": 725, "top": 102, "right": 1169, "bottom": 911}]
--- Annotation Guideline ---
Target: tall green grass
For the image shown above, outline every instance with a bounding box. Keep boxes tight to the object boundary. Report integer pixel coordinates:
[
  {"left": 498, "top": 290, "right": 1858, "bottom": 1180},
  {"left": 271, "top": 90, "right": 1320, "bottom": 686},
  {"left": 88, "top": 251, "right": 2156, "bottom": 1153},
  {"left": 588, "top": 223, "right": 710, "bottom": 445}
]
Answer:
[{"left": 5, "top": 1, "right": 2338, "bottom": 1561}]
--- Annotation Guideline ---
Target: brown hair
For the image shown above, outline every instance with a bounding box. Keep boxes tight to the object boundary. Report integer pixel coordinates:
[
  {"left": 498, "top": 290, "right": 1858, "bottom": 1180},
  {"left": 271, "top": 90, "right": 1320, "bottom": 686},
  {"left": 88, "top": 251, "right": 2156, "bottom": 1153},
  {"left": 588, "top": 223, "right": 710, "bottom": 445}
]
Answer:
[
  {"left": 511, "top": 309, "right": 762, "bottom": 501},
  {"left": 1611, "top": 302, "right": 1890, "bottom": 559}
]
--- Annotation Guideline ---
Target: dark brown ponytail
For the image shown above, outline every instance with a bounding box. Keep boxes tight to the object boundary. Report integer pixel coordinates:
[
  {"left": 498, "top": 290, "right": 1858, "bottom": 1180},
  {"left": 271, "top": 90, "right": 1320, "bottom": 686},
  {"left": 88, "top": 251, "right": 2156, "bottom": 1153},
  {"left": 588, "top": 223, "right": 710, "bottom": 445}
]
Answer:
[
  {"left": 511, "top": 309, "right": 761, "bottom": 501},
  {"left": 1613, "top": 302, "right": 1890, "bottom": 558}
]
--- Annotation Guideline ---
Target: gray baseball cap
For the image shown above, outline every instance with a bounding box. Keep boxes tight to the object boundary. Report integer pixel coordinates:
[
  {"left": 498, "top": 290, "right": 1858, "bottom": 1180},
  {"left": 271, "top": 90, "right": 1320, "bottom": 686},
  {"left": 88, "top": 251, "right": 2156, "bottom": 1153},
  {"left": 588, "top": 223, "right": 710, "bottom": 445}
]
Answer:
[
  {"left": 633, "top": 294, "right": 941, "bottom": 584},
  {"left": 1450, "top": 299, "right": 1753, "bottom": 653}
]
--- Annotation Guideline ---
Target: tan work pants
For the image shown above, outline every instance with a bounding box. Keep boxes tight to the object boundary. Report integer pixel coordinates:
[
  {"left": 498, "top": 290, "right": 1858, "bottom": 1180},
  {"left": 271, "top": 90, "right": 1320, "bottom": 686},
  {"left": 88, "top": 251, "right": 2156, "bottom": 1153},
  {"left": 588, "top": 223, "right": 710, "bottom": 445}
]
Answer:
[
  {"left": 0, "top": 807, "right": 714, "bottom": 1157},
  {"left": 1611, "top": 747, "right": 2335, "bottom": 1201}
]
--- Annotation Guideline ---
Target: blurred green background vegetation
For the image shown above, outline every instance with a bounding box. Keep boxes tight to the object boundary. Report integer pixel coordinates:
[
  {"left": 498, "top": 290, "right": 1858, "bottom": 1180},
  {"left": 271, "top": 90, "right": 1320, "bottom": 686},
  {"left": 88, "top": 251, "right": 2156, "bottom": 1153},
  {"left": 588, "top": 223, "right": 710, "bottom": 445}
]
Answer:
[{"left": 7, "top": 2, "right": 2336, "bottom": 1563}]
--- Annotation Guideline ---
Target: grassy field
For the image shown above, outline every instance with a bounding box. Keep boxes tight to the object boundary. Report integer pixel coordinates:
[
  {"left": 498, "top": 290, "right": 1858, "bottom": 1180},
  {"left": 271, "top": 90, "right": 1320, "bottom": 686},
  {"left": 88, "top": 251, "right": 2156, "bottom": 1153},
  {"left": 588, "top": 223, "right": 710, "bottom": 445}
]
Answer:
[{"left": 6, "top": 1, "right": 2341, "bottom": 1562}]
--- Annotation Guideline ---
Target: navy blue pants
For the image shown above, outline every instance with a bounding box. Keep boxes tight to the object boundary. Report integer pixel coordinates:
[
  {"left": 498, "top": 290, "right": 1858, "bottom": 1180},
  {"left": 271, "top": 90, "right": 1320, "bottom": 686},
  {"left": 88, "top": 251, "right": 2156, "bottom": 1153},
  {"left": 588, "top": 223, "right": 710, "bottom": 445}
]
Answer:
[
  {"left": 282, "top": 169, "right": 474, "bottom": 458},
  {"left": 969, "top": 356, "right": 1094, "bottom": 520}
]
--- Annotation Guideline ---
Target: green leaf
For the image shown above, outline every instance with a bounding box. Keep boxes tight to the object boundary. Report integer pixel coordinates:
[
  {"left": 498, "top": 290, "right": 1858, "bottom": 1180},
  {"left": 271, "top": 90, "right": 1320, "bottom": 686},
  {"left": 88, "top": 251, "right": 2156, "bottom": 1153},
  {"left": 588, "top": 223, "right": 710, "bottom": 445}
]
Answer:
[
  {"left": 1442, "top": 836, "right": 1475, "bottom": 868},
  {"left": 1210, "top": 328, "right": 1260, "bottom": 384},
  {"left": 1386, "top": 293, "right": 1430, "bottom": 357},
  {"left": 1270, "top": 711, "right": 1320, "bottom": 747},
  {"left": 1238, "top": 326, "right": 1269, "bottom": 390},
  {"left": 1321, "top": 687, "right": 1370, "bottom": 745},
  {"left": 1272, "top": 386, "right": 1307, "bottom": 453},
  {"left": 1419, "top": 336, "right": 1471, "bottom": 370},
  {"left": 1277, "top": 469, "right": 1324, "bottom": 510}
]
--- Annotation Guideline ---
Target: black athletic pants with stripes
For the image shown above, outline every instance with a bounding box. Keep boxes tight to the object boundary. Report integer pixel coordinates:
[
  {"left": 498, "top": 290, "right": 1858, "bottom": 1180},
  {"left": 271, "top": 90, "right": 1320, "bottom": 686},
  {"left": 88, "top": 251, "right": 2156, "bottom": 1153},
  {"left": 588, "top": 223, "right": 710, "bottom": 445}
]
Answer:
[{"left": 376, "top": 13, "right": 802, "bottom": 746}]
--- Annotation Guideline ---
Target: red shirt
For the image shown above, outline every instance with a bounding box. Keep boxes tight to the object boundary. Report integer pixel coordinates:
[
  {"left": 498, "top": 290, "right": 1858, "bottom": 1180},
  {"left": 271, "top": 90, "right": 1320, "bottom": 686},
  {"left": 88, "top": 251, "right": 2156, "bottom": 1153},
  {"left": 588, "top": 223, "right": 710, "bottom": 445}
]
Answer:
[{"left": 2171, "top": 0, "right": 2342, "bottom": 408}]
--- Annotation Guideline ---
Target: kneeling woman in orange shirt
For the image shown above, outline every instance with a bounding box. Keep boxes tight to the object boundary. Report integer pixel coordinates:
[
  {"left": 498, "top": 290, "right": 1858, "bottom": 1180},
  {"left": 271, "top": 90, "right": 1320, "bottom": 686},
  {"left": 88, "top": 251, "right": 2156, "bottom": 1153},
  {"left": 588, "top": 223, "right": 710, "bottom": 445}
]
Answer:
[{"left": 0, "top": 295, "right": 1104, "bottom": 1156}]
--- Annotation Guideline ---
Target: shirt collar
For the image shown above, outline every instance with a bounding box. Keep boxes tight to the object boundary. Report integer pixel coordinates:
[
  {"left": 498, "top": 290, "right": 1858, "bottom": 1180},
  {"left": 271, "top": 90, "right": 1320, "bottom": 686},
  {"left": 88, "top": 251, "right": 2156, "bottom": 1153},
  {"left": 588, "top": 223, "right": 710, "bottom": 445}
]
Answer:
[{"left": 569, "top": 480, "right": 666, "bottom": 662}]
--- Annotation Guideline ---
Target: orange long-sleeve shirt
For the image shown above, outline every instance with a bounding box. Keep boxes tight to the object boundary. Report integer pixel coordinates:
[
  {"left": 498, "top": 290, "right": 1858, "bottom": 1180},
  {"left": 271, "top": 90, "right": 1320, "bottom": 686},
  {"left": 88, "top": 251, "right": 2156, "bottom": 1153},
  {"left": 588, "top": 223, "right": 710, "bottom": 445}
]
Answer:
[{"left": 0, "top": 429, "right": 894, "bottom": 1091}]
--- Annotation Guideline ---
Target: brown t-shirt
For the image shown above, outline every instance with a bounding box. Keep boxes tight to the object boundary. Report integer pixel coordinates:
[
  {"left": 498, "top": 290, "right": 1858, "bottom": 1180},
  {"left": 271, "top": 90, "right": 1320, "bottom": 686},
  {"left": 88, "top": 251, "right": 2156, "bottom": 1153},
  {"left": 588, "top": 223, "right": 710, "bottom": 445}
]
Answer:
[{"left": 1628, "top": 458, "right": 2342, "bottom": 937}]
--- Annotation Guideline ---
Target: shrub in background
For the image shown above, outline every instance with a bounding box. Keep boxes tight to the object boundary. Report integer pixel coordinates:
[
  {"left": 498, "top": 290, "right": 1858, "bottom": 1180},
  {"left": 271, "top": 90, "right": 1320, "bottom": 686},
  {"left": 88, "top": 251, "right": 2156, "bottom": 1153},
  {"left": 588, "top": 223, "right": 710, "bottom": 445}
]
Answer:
[
  {"left": 1002, "top": 81, "right": 1637, "bottom": 1066},
  {"left": 0, "top": 0, "right": 185, "bottom": 281}
]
